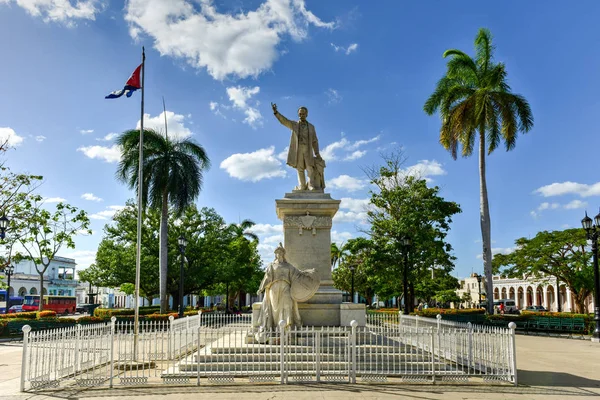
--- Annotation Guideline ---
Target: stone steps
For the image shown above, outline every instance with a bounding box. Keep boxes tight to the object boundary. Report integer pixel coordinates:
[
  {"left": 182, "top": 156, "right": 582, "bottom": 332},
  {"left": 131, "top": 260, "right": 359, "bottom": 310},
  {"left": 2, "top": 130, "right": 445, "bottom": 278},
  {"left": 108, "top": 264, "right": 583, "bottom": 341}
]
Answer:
[{"left": 194, "top": 353, "right": 437, "bottom": 362}]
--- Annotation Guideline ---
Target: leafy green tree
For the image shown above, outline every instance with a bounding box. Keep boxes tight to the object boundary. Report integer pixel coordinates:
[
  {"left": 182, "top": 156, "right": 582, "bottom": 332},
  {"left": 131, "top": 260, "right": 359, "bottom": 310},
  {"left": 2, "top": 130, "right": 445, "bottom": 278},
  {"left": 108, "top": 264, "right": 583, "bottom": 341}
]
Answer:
[
  {"left": 332, "top": 237, "right": 378, "bottom": 305},
  {"left": 0, "top": 144, "right": 43, "bottom": 269},
  {"left": 365, "top": 151, "right": 461, "bottom": 312},
  {"left": 12, "top": 199, "right": 90, "bottom": 310},
  {"left": 492, "top": 229, "right": 592, "bottom": 313},
  {"left": 116, "top": 128, "right": 210, "bottom": 313},
  {"left": 94, "top": 201, "right": 239, "bottom": 309},
  {"left": 424, "top": 28, "right": 534, "bottom": 313}
]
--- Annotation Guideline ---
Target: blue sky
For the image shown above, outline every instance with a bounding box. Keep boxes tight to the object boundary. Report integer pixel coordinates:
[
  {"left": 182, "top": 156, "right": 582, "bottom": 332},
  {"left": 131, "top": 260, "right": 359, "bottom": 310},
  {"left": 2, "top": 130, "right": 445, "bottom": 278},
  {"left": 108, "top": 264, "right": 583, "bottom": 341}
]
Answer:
[{"left": 1, "top": 0, "right": 600, "bottom": 279}]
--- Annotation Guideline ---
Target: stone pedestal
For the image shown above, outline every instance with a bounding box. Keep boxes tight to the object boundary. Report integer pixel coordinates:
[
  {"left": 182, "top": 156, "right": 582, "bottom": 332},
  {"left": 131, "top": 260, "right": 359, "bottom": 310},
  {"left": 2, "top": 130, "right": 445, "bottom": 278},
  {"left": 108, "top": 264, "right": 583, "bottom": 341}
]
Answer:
[
  {"left": 252, "top": 190, "right": 366, "bottom": 327},
  {"left": 276, "top": 191, "right": 342, "bottom": 306}
]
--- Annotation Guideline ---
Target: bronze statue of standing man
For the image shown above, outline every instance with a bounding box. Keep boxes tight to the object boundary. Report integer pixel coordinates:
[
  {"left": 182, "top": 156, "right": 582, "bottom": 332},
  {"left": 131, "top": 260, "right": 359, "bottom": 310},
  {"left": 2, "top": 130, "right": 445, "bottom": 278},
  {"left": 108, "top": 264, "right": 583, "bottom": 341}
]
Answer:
[{"left": 272, "top": 103, "right": 325, "bottom": 191}]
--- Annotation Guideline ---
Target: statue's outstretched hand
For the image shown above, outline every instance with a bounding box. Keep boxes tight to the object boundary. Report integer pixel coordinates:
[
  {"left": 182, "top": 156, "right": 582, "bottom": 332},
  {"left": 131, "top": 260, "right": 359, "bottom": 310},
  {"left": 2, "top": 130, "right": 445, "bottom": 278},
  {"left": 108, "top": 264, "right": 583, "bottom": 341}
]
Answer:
[{"left": 271, "top": 102, "right": 278, "bottom": 114}]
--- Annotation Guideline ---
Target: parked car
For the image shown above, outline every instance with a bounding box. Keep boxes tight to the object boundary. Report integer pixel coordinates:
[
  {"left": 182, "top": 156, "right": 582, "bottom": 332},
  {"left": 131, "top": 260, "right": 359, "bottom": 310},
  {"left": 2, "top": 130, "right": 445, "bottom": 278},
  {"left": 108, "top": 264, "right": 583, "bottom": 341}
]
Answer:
[
  {"left": 523, "top": 305, "right": 547, "bottom": 312},
  {"left": 7, "top": 305, "right": 23, "bottom": 313}
]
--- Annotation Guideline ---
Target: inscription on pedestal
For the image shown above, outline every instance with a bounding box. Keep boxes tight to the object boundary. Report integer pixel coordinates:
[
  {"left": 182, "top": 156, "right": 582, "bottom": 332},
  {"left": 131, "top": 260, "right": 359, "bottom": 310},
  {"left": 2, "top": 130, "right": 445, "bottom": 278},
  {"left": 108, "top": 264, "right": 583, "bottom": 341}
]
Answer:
[{"left": 284, "top": 212, "right": 332, "bottom": 236}]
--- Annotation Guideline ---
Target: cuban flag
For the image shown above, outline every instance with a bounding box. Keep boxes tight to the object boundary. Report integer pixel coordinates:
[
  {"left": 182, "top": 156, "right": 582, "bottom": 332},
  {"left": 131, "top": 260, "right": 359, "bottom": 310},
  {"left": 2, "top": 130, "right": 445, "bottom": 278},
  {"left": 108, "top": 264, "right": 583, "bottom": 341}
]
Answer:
[{"left": 105, "top": 64, "right": 142, "bottom": 99}]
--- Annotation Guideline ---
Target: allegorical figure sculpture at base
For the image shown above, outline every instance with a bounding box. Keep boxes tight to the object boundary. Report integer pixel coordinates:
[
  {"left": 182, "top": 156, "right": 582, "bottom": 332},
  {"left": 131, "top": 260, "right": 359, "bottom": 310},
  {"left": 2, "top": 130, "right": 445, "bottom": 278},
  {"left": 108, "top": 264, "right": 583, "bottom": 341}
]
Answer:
[
  {"left": 272, "top": 103, "right": 326, "bottom": 191},
  {"left": 256, "top": 243, "right": 320, "bottom": 333}
]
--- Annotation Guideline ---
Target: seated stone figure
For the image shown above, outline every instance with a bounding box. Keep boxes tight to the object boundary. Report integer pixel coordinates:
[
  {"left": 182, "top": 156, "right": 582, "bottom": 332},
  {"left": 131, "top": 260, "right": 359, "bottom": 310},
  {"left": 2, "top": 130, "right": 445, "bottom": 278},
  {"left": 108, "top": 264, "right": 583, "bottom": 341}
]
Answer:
[{"left": 256, "top": 243, "right": 319, "bottom": 337}]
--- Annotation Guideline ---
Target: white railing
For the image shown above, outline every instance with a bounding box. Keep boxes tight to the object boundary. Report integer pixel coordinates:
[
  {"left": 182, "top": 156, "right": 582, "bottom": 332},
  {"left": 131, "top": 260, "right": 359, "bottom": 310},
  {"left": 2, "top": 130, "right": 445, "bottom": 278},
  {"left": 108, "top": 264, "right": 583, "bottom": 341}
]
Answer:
[{"left": 20, "top": 312, "right": 517, "bottom": 391}]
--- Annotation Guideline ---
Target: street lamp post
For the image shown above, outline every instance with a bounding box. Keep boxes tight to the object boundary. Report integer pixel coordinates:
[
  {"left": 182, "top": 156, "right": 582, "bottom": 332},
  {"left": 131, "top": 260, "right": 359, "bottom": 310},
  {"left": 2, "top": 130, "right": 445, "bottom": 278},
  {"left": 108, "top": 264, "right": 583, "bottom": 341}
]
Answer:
[
  {"left": 581, "top": 211, "right": 600, "bottom": 342},
  {"left": 177, "top": 235, "right": 188, "bottom": 318},
  {"left": 476, "top": 274, "right": 482, "bottom": 308},
  {"left": 4, "top": 265, "right": 14, "bottom": 297},
  {"left": 349, "top": 265, "right": 355, "bottom": 303},
  {"left": 402, "top": 237, "right": 412, "bottom": 315},
  {"left": 0, "top": 215, "right": 9, "bottom": 239}
]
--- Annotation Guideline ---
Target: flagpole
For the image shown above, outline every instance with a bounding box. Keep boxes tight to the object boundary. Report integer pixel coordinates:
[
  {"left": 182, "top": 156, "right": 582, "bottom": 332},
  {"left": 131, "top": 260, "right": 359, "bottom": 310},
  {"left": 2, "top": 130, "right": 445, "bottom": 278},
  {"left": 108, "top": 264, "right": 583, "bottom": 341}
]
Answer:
[{"left": 134, "top": 46, "right": 145, "bottom": 359}]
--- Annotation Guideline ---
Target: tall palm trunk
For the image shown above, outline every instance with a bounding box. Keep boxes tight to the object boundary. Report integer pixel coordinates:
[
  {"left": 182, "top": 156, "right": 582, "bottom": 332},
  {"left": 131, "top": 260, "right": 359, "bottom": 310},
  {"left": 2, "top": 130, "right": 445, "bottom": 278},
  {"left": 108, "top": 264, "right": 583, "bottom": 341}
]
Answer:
[
  {"left": 479, "top": 130, "right": 494, "bottom": 314},
  {"left": 159, "top": 190, "right": 169, "bottom": 313}
]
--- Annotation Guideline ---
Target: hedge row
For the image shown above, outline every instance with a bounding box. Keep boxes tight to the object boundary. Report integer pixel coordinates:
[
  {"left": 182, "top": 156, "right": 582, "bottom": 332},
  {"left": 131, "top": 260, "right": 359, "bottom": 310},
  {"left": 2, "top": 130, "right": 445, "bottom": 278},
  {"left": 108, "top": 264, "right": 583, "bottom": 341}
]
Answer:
[
  {"left": 0, "top": 311, "right": 57, "bottom": 320},
  {"left": 0, "top": 309, "right": 203, "bottom": 335},
  {"left": 94, "top": 306, "right": 161, "bottom": 318}
]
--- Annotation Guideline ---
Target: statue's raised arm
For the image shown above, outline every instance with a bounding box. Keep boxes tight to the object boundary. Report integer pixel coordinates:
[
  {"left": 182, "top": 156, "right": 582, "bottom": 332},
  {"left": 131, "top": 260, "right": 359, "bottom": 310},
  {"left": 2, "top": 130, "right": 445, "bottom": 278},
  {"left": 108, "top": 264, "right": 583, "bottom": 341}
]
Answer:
[{"left": 271, "top": 104, "right": 325, "bottom": 191}]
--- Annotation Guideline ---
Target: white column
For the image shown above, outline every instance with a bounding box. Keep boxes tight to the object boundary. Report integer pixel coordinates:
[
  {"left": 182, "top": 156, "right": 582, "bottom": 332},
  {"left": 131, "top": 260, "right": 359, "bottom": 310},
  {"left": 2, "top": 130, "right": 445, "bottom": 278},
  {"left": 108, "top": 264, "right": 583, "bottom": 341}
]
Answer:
[
  {"left": 542, "top": 286, "right": 548, "bottom": 310},
  {"left": 533, "top": 287, "right": 539, "bottom": 306},
  {"left": 566, "top": 287, "right": 572, "bottom": 312}
]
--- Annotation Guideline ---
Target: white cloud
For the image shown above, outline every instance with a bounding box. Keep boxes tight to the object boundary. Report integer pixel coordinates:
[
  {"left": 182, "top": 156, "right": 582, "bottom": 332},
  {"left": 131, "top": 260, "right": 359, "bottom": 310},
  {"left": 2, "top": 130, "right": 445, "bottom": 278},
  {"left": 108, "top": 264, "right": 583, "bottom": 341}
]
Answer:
[
  {"left": 43, "top": 197, "right": 66, "bottom": 203},
  {"left": 80, "top": 129, "right": 94, "bottom": 134},
  {"left": 564, "top": 200, "right": 588, "bottom": 210},
  {"left": 35, "top": 135, "right": 46, "bottom": 142},
  {"left": 124, "top": 0, "right": 335, "bottom": 80},
  {"left": 401, "top": 160, "right": 447, "bottom": 182},
  {"left": 226, "top": 86, "right": 262, "bottom": 128},
  {"left": 61, "top": 249, "right": 97, "bottom": 269},
  {"left": 538, "top": 202, "right": 560, "bottom": 211},
  {"left": 263, "top": 234, "right": 283, "bottom": 244},
  {"left": 220, "top": 146, "right": 286, "bottom": 182},
  {"left": 340, "top": 197, "right": 370, "bottom": 213},
  {"left": 476, "top": 247, "right": 515, "bottom": 259},
  {"left": 334, "top": 197, "right": 370, "bottom": 224},
  {"left": 137, "top": 111, "right": 192, "bottom": 141},
  {"left": 334, "top": 210, "right": 368, "bottom": 224},
  {"left": 321, "top": 133, "right": 380, "bottom": 161},
  {"left": 535, "top": 181, "right": 600, "bottom": 198},
  {"left": 209, "top": 101, "right": 228, "bottom": 119},
  {"left": 89, "top": 205, "right": 126, "bottom": 220},
  {"left": 330, "top": 42, "right": 358, "bottom": 55},
  {"left": 0, "top": 127, "right": 24, "bottom": 147},
  {"left": 81, "top": 193, "right": 103, "bottom": 202},
  {"left": 277, "top": 147, "right": 289, "bottom": 161},
  {"left": 325, "top": 88, "right": 342, "bottom": 105},
  {"left": 96, "top": 133, "right": 118, "bottom": 141},
  {"left": 250, "top": 223, "right": 283, "bottom": 237},
  {"left": 3, "top": 0, "right": 101, "bottom": 26},
  {"left": 343, "top": 150, "right": 366, "bottom": 161},
  {"left": 77, "top": 144, "right": 121, "bottom": 163},
  {"left": 531, "top": 200, "right": 588, "bottom": 218},
  {"left": 328, "top": 175, "right": 368, "bottom": 192},
  {"left": 331, "top": 230, "right": 353, "bottom": 245}
]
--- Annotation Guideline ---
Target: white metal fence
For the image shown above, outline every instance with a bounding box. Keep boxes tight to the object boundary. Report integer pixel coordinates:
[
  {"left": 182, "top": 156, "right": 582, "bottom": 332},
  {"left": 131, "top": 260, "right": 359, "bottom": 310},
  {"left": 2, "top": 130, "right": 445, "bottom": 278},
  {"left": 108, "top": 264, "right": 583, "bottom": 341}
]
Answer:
[{"left": 20, "top": 312, "right": 517, "bottom": 391}]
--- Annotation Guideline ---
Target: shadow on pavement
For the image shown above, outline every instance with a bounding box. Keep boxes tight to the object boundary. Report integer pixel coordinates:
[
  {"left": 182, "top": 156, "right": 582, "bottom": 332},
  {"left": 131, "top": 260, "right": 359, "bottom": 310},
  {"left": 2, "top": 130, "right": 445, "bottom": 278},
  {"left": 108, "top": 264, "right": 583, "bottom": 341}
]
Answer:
[
  {"left": 29, "top": 382, "right": 600, "bottom": 400},
  {"left": 519, "top": 369, "right": 600, "bottom": 388}
]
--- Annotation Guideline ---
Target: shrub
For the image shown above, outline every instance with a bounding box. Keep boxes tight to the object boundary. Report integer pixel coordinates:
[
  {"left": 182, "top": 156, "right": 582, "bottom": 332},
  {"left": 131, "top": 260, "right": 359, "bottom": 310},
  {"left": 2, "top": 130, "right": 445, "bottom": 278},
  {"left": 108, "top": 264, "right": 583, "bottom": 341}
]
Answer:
[
  {"left": 56, "top": 318, "right": 77, "bottom": 323},
  {"left": 414, "top": 308, "right": 485, "bottom": 318},
  {"left": 0, "top": 320, "right": 7, "bottom": 335},
  {"left": 78, "top": 316, "right": 105, "bottom": 324},
  {"left": 94, "top": 307, "right": 163, "bottom": 318},
  {"left": 0, "top": 311, "right": 37, "bottom": 320},
  {"left": 37, "top": 311, "right": 57, "bottom": 319}
]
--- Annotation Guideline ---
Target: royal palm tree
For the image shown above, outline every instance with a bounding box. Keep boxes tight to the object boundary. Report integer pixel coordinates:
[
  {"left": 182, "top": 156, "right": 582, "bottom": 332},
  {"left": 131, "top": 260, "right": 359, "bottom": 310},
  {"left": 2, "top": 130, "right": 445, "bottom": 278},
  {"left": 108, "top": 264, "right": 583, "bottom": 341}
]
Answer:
[
  {"left": 228, "top": 219, "right": 259, "bottom": 242},
  {"left": 423, "top": 28, "right": 533, "bottom": 313},
  {"left": 331, "top": 242, "right": 347, "bottom": 270},
  {"left": 117, "top": 129, "right": 210, "bottom": 313}
]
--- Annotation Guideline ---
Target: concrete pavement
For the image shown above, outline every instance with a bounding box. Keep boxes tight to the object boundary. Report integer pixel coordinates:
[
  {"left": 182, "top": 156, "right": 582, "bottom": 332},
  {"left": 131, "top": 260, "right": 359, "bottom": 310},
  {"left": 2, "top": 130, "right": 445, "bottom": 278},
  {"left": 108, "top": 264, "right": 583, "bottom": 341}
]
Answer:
[{"left": 0, "top": 334, "right": 598, "bottom": 400}]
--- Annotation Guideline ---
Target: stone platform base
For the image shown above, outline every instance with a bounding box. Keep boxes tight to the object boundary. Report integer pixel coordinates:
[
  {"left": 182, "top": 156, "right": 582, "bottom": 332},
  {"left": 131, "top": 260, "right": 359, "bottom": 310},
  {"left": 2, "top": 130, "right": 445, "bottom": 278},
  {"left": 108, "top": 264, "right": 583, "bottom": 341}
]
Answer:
[{"left": 252, "top": 301, "right": 365, "bottom": 327}]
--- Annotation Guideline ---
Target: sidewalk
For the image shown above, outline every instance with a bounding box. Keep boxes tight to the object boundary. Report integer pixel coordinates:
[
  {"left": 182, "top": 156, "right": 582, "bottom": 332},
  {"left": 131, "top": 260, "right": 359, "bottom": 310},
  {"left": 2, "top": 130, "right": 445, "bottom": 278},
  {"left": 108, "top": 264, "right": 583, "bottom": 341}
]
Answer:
[{"left": 0, "top": 335, "right": 598, "bottom": 400}]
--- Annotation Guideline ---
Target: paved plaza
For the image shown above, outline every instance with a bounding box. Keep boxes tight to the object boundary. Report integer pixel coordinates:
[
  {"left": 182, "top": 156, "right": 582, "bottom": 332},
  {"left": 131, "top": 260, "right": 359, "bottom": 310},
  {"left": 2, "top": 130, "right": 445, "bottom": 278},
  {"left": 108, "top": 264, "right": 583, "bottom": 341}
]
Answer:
[{"left": 0, "top": 334, "right": 598, "bottom": 400}]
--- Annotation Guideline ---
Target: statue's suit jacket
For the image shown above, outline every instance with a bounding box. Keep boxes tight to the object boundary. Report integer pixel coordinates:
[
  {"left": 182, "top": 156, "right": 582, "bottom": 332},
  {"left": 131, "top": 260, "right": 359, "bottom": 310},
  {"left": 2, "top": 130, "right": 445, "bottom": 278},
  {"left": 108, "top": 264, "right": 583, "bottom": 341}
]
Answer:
[{"left": 275, "top": 112, "right": 320, "bottom": 169}]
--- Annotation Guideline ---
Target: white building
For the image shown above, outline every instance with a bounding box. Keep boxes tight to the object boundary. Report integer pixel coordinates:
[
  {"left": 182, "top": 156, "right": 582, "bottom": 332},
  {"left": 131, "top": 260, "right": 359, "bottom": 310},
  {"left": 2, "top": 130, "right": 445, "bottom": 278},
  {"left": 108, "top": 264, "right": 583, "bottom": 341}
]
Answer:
[
  {"left": 456, "top": 272, "right": 595, "bottom": 313},
  {"left": 4, "top": 256, "right": 78, "bottom": 297}
]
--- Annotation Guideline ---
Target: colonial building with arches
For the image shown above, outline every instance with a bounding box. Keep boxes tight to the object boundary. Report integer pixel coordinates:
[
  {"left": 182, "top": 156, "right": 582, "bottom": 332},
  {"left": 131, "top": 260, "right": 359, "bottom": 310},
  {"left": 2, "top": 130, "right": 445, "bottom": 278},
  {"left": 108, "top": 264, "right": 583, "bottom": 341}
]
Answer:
[
  {"left": 458, "top": 273, "right": 595, "bottom": 313},
  {"left": 491, "top": 275, "right": 594, "bottom": 313}
]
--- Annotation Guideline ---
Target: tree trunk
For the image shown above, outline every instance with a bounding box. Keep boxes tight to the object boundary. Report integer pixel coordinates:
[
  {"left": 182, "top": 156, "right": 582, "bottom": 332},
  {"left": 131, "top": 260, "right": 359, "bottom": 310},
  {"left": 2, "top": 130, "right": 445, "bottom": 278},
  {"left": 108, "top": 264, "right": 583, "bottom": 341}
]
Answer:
[
  {"left": 573, "top": 291, "right": 589, "bottom": 314},
  {"left": 171, "top": 290, "right": 179, "bottom": 313},
  {"left": 38, "top": 272, "right": 44, "bottom": 312},
  {"left": 479, "top": 130, "right": 494, "bottom": 314},
  {"left": 408, "top": 282, "right": 415, "bottom": 313},
  {"left": 159, "top": 190, "right": 169, "bottom": 314}
]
